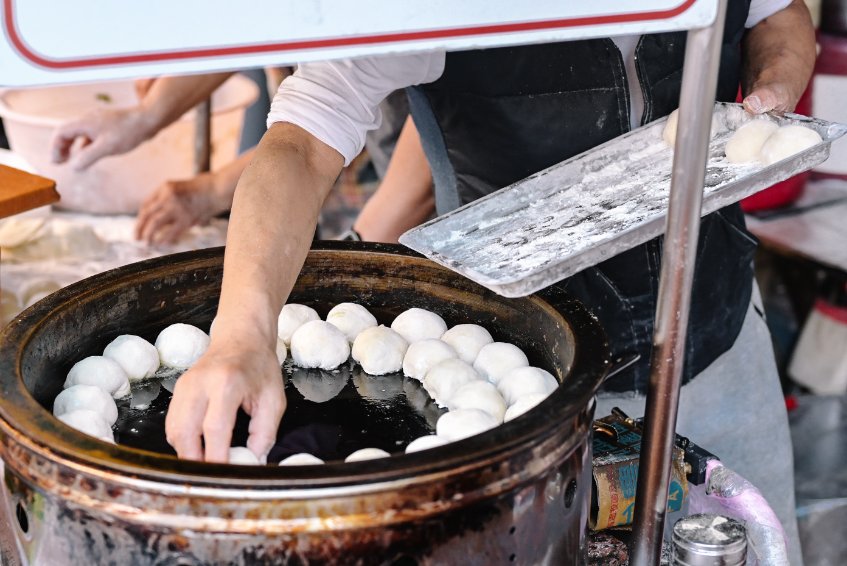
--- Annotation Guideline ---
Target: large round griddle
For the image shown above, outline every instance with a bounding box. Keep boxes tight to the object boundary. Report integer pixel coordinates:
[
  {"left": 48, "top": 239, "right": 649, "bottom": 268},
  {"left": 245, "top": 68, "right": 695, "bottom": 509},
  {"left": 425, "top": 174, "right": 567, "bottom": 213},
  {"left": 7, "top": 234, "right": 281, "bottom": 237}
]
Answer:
[{"left": 0, "top": 242, "right": 610, "bottom": 565}]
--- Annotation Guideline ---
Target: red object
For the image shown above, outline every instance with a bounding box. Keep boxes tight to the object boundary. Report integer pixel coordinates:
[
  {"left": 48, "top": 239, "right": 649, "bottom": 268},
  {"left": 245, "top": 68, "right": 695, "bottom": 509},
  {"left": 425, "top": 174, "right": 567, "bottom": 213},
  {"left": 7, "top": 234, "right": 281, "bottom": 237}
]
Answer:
[
  {"left": 784, "top": 395, "right": 798, "bottom": 412},
  {"left": 738, "top": 85, "right": 813, "bottom": 213}
]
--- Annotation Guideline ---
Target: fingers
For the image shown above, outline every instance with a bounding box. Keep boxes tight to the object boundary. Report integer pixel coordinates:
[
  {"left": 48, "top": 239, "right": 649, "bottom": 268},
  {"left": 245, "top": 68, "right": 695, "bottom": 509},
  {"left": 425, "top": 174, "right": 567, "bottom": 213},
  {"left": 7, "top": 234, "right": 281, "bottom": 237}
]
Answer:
[
  {"left": 165, "top": 377, "right": 208, "bottom": 461},
  {"left": 68, "top": 138, "right": 114, "bottom": 171},
  {"left": 201, "top": 379, "right": 242, "bottom": 463},
  {"left": 743, "top": 85, "right": 791, "bottom": 115},
  {"left": 50, "top": 121, "right": 90, "bottom": 164},
  {"left": 246, "top": 391, "right": 286, "bottom": 461}
]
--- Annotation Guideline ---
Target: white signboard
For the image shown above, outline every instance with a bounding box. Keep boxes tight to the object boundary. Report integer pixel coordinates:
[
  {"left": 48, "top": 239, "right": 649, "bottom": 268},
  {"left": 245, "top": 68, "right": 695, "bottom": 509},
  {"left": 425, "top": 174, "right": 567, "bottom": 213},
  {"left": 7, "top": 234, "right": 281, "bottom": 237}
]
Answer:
[{"left": 1, "top": 0, "right": 715, "bottom": 86}]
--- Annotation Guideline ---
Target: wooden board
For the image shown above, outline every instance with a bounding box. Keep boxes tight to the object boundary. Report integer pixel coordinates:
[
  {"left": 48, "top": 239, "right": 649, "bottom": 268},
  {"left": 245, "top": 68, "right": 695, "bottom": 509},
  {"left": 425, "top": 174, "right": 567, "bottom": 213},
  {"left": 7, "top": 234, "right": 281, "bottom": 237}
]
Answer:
[{"left": 0, "top": 164, "right": 58, "bottom": 218}]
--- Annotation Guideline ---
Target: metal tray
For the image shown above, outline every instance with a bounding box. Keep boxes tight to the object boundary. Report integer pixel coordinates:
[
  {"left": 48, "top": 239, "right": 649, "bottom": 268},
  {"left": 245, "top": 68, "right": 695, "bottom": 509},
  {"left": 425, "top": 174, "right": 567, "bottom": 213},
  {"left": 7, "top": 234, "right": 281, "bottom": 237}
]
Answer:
[{"left": 399, "top": 103, "right": 847, "bottom": 297}]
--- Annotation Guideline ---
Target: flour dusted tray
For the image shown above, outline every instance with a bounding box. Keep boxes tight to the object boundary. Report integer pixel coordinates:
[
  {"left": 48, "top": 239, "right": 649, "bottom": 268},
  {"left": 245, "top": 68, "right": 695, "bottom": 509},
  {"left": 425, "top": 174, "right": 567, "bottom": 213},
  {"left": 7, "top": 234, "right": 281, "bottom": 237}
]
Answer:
[{"left": 400, "top": 103, "right": 847, "bottom": 298}]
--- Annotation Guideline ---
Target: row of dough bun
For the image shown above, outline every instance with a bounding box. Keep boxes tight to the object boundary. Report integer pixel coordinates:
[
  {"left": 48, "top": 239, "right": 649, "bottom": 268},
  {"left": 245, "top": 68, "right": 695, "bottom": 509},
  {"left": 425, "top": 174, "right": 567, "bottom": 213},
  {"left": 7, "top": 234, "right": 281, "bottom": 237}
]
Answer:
[
  {"left": 54, "top": 324, "right": 211, "bottom": 443},
  {"left": 662, "top": 108, "right": 823, "bottom": 166},
  {"left": 244, "top": 303, "right": 559, "bottom": 466}
]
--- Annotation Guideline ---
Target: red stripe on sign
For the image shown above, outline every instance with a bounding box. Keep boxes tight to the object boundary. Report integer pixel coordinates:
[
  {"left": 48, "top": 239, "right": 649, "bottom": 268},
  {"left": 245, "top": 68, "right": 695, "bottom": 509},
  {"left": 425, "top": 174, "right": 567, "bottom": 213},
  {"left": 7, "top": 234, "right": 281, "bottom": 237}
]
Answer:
[{"left": 4, "top": 0, "right": 698, "bottom": 70}]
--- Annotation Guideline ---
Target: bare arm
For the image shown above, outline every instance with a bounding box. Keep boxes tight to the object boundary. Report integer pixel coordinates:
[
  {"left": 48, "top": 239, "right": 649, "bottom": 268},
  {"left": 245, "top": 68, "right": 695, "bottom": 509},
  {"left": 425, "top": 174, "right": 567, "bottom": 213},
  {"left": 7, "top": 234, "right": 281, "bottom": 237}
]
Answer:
[
  {"left": 741, "top": 0, "right": 816, "bottom": 114},
  {"left": 353, "top": 116, "right": 435, "bottom": 243},
  {"left": 165, "top": 122, "right": 343, "bottom": 462},
  {"left": 51, "top": 72, "right": 232, "bottom": 169}
]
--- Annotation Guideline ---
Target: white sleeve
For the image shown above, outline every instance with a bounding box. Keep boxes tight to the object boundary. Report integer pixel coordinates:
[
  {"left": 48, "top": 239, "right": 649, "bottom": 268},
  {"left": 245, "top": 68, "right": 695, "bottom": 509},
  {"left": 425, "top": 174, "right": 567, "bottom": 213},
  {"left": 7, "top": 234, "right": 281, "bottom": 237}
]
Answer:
[
  {"left": 266, "top": 52, "right": 446, "bottom": 165},
  {"left": 745, "top": 0, "right": 792, "bottom": 28}
]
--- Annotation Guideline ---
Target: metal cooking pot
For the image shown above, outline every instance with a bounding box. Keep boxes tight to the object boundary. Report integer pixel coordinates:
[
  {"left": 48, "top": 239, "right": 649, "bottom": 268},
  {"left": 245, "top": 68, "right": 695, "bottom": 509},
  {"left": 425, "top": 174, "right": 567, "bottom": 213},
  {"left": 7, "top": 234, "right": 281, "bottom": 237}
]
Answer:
[{"left": 0, "top": 242, "right": 609, "bottom": 565}]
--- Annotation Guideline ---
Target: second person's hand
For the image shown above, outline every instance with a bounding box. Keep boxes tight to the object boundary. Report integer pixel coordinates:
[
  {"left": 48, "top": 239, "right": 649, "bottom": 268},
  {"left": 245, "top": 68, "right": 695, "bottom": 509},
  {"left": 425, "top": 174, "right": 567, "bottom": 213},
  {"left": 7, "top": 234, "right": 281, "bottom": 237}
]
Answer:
[
  {"left": 135, "top": 174, "right": 228, "bottom": 245},
  {"left": 50, "top": 107, "right": 156, "bottom": 170}
]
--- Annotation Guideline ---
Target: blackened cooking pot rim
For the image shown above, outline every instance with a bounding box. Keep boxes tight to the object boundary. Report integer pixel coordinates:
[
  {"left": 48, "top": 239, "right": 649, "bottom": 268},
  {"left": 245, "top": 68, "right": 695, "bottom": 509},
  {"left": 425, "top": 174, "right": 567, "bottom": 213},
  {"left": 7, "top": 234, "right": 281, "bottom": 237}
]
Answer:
[{"left": 0, "top": 242, "right": 610, "bottom": 489}]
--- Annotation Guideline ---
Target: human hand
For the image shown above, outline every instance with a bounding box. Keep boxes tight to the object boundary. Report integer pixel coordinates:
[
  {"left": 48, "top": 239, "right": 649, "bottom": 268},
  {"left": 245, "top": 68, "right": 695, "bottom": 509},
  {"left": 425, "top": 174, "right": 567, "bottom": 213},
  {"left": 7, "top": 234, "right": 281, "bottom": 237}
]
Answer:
[
  {"left": 742, "top": 83, "right": 801, "bottom": 116},
  {"left": 165, "top": 337, "right": 286, "bottom": 462},
  {"left": 135, "top": 174, "right": 227, "bottom": 245},
  {"left": 50, "top": 107, "right": 154, "bottom": 170}
]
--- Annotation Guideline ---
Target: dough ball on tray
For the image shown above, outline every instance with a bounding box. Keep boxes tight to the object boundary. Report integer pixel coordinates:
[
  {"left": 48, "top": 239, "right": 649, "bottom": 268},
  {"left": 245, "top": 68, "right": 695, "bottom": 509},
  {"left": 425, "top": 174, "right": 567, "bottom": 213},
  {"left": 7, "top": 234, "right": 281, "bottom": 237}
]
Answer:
[
  {"left": 290, "top": 320, "right": 350, "bottom": 370},
  {"left": 759, "top": 124, "right": 823, "bottom": 166},
  {"left": 103, "top": 334, "right": 160, "bottom": 382},
  {"left": 155, "top": 323, "right": 210, "bottom": 369},
  {"left": 436, "top": 409, "right": 498, "bottom": 442},
  {"left": 473, "top": 342, "right": 529, "bottom": 385},
  {"left": 391, "top": 307, "right": 447, "bottom": 344},
  {"left": 403, "top": 339, "right": 457, "bottom": 381},
  {"left": 352, "top": 325, "right": 408, "bottom": 375},
  {"left": 724, "top": 119, "right": 778, "bottom": 163},
  {"left": 326, "top": 302, "right": 377, "bottom": 343},
  {"left": 440, "top": 324, "right": 494, "bottom": 364},
  {"left": 57, "top": 409, "right": 114, "bottom": 443},
  {"left": 497, "top": 366, "right": 558, "bottom": 406},
  {"left": 65, "top": 355, "right": 131, "bottom": 399},
  {"left": 278, "top": 304, "right": 320, "bottom": 345},
  {"left": 53, "top": 384, "right": 118, "bottom": 425}
]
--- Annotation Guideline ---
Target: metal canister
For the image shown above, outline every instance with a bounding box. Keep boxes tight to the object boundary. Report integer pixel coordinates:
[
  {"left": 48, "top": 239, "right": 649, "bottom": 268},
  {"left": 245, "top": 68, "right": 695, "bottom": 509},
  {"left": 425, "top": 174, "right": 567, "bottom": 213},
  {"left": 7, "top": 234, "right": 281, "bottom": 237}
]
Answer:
[{"left": 671, "top": 513, "right": 747, "bottom": 566}]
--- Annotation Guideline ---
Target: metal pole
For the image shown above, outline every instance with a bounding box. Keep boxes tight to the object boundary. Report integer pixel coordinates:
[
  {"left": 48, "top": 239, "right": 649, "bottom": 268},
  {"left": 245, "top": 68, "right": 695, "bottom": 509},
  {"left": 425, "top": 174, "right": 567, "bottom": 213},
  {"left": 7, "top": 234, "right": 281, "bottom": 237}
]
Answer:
[
  {"left": 194, "top": 98, "right": 212, "bottom": 174},
  {"left": 630, "top": 0, "right": 728, "bottom": 563}
]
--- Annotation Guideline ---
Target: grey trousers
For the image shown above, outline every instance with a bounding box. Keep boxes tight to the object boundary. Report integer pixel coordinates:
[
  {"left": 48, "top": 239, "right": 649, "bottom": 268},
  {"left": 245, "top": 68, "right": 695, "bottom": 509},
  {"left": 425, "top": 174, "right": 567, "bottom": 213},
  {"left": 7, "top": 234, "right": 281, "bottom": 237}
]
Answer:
[{"left": 595, "top": 287, "right": 803, "bottom": 566}]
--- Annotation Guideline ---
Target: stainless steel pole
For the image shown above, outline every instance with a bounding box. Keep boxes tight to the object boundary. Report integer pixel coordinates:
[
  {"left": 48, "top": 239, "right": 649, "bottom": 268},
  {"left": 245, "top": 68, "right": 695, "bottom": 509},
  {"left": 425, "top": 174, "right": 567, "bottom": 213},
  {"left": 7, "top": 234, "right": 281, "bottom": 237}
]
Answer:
[
  {"left": 194, "top": 99, "right": 212, "bottom": 174},
  {"left": 630, "top": 0, "right": 729, "bottom": 563}
]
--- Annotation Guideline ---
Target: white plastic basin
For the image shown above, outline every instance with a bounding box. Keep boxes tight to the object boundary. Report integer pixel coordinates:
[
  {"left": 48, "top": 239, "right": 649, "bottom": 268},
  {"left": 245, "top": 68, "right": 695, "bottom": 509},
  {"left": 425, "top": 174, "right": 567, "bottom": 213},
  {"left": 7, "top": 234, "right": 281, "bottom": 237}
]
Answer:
[{"left": 0, "top": 76, "right": 258, "bottom": 214}]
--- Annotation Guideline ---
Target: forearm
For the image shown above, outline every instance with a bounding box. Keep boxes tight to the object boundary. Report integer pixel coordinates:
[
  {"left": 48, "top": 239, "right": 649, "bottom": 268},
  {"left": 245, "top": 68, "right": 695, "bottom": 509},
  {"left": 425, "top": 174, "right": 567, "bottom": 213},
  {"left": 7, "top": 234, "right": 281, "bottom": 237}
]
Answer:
[
  {"left": 354, "top": 117, "right": 435, "bottom": 243},
  {"left": 214, "top": 123, "right": 343, "bottom": 346},
  {"left": 742, "top": 0, "right": 816, "bottom": 111},
  {"left": 208, "top": 149, "right": 256, "bottom": 214},
  {"left": 139, "top": 72, "right": 234, "bottom": 137}
]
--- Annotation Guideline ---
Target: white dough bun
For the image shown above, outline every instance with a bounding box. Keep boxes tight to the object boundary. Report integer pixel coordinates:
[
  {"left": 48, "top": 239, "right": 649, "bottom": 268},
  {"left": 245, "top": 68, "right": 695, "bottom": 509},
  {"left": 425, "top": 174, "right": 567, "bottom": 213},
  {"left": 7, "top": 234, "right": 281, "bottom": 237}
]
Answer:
[
  {"left": 228, "top": 446, "right": 263, "bottom": 465},
  {"left": 278, "top": 304, "right": 320, "bottom": 345},
  {"left": 65, "top": 355, "right": 131, "bottom": 399},
  {"left": 279, "top": 453, "right": 325, "bottom": 466},
  {"left": 155, "top": 323, "right": 210, "bottom": 369},
  {"left": 405, "top": 435, "right": 449, "bottom": 453},
  {"left": 57, "top": 409, "right": 114, "bottom": 443},
  {"left": 275, "top": 338, "right": 288, "bottom": 365},
  {"left": 662, "top": 108, "right": 719, "bottom": 148},
  {"left": 436, "top": 409, "right": 498, "bottom": 442},
  {"left": 326, "top": 302, "right": 378, "bottom": 343},
  {"left": 53, "top": 384, "right": 119, "bottom": 425},
  {"left": 759, "top": 124, "right": 822, "bottom": 166},
  {"left": 473, "top": 342, "right": 529, "bottom": 385},
  {"left": 290, "top": 320, "right": 350, "bottom": 370},
  {"left": 724, "top": 119, "right": 778, "bottom": 163},
  {"left": 402, "top": 339, "right": 457, "bottom": 381},
  {"left": 440, "top": 324, "right": 494, "bottom": 364},
  {"left": 497, "top": 366, "right": 558, "bottom": 406},
  {"left": 504, "top": 393, "right": 548, "bottom": 422},
  {"left": 447, "top": 380, "right": 507, "bottom": 422},
  {"left": 345, "top": 448, "right": 391, "bottom": 462},
  {"left": 390, "top": 308, "right": 447, "bottom": 344},
  {"left": 103, "top": 334, "right": 160, "bottom": 382},
  {"left": 422, "top": 358, "right": 481, "bottom": 408},
  {"left": 351, "top": 325, "right": 408, "bottom": 375}
]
